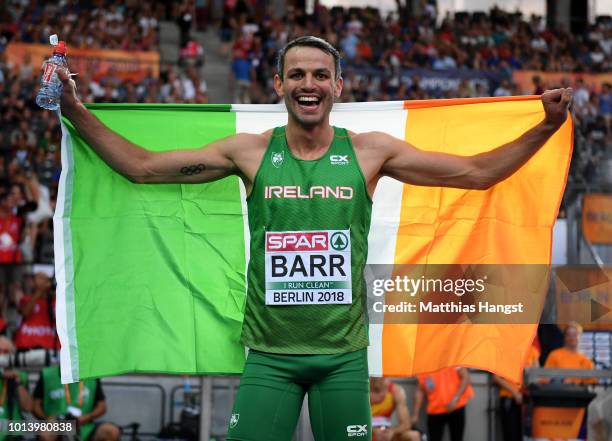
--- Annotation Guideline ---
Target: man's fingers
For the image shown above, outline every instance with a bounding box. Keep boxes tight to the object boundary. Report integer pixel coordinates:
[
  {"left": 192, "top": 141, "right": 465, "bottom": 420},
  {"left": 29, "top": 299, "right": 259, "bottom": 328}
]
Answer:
[
  {"left": 542, "top": 88, "right": 563, "bottom": 102},
  {"left": 57, "top": 68, "right": 71, "bottom": 83},
  {"left": 561, "top": 88, "right": 573, "bottom": 106},
  {"left": 57, "top": 68, "right": 67, "bottom": 83}
]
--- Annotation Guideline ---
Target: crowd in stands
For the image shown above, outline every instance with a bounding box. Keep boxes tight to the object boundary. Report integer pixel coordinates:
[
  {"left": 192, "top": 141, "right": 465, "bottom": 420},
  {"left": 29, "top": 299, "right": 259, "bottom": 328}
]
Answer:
[
  {"left": 222, "top": 2, "right": 611, "bottom": 184},
  {"left": 0, "top": 0, "right": 165, "bottom": 51}
]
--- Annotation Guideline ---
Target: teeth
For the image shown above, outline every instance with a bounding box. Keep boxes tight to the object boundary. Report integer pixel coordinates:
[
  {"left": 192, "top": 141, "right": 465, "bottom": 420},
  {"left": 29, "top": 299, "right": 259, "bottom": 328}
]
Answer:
[{"left": 298, "top": 97, "right": 319, "bottom": 102}]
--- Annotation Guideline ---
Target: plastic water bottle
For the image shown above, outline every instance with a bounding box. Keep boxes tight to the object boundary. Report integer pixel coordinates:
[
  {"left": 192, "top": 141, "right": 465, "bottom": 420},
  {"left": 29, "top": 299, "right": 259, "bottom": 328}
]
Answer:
[{"left": 36, "top": 35, "right": 68, "bottom": 110}]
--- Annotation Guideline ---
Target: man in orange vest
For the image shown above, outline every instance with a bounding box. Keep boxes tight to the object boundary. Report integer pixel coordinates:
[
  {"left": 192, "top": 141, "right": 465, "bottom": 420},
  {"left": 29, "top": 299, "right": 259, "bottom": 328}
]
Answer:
[
  {"left": 412, "top": 367, "right": 474, "bottom": 441},
  {"left": 370, "top": 377, "right": 420, "bottom": 441}
]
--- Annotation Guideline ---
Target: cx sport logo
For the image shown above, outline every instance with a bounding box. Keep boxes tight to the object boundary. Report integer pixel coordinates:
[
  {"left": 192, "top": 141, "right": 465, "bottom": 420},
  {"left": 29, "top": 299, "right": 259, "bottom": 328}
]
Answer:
[
  {"left": 330, "top": 155, "right": 349, "bottom": 165},
  {"left": 347, "top": 424, "right": 368, "bottom": 437}
]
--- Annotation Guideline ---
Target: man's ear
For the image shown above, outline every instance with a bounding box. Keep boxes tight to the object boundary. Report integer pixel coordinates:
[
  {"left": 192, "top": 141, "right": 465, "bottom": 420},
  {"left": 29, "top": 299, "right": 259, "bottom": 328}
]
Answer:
[
  {"left": 334, "top": 76, "right": 343, "bottom": 98},
  {"left": 273, "top": 74, "right": 284, "bottom": 98}
]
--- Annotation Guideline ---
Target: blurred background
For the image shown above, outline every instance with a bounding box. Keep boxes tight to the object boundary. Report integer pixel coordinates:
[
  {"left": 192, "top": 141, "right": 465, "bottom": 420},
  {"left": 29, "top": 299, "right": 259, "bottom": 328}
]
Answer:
[{"left": 0, "top": 0, "right": 611, "bottom": 440}]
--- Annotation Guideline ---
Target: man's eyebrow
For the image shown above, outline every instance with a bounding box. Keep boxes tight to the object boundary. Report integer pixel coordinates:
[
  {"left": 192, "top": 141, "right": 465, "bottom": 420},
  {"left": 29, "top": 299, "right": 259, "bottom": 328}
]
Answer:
[{"left": 286, "top": 67, "right": 332, "bottom": 74}]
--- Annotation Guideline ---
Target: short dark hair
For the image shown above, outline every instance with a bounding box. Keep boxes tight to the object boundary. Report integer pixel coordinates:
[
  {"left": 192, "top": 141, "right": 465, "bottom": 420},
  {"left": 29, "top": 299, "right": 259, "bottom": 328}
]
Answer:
[{"left": 277, "top": 36, "right": 342, "bottom": 80}]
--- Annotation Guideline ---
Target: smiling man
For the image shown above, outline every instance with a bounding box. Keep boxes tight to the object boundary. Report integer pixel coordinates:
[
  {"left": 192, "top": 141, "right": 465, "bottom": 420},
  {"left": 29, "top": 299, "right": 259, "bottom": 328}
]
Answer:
[{"left": 58, "top": 36, "right": 571, "bottom": 441}]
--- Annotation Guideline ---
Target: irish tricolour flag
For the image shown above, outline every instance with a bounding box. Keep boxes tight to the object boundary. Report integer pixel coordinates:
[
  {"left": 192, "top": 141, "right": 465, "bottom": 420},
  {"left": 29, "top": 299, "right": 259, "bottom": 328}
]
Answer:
[{"left": 55, "top": 97, "right": 572, "bottom": 383}]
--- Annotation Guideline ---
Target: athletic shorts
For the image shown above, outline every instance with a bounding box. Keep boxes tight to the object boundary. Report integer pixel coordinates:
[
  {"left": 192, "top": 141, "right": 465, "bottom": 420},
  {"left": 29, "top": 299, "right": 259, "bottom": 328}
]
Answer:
[{"left": 226, "top": 348, "right": 371, "bottom": 441}]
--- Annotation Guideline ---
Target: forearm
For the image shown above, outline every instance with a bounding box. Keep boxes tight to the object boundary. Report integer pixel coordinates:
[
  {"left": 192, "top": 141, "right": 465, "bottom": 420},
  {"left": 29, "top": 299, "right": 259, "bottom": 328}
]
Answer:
[
  {"left": 82, "top": 402, "right": 106, "bottom": 423},
  {"left": 471, "top": 119, "right": 562, "bottom": 188},
  {"left": 61, "top": 101, "right": 150, "bottom": 181},
  {"left": 18, "top": 385, "right": 33, "bottom": 412},
  {"left": 33, "top": 401, "right": 47, "bottom": 419},
  {"left": 453, "top": 374, "right": 469, "bottom": 403},
  {"left": 493, "top": 375, "right": 519, "bottom": 395},
  {"left": 413, "top": 389, "right": 423, "bottom": 418}
]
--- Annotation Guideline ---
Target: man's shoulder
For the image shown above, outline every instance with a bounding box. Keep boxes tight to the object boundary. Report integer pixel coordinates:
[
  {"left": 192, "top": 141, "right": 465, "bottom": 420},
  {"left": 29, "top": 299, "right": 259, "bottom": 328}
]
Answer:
[
  {"left": 577, "top": 351, "right": 593, "bottom": 364},
  {"left": 232, "top": 130, "right": 272, "bottom": 143},
  {"left": 228, "top": 130, "right": 273, "bottom": 150},
  {"left": 349, "top": 131, "right": 394, "bottom": 151}
]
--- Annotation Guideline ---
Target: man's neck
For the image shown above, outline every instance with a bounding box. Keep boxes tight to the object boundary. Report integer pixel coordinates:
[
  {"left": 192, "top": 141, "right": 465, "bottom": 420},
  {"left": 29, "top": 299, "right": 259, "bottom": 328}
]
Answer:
[{"left": 285, "top": 119, "right": 334, "bottom": 160}]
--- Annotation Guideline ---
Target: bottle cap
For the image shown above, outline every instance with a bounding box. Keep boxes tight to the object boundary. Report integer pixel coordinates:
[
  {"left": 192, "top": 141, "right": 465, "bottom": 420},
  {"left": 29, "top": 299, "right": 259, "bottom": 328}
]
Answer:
[{"left": 53, "top": 41, "right": 67, "bottom": 56}]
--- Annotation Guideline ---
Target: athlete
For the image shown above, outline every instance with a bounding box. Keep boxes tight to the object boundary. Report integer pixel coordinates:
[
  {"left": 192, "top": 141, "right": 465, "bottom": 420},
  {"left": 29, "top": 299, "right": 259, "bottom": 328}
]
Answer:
[
  {"left": 370, "top": 377, "right": 421, "bottom": 441},
  {"left": 58, "top": 36, "right": 572, "bottom": 441}
]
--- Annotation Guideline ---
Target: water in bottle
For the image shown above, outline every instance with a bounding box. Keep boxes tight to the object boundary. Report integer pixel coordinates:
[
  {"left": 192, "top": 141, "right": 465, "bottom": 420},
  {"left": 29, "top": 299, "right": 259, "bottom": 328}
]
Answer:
[{"left": 36, "top": 35, "right": 68, "bottom": 110}]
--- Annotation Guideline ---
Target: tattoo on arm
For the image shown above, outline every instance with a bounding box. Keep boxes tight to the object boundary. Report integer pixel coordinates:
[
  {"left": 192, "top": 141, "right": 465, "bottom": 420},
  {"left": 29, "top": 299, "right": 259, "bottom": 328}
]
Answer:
[{"left": 180, "top": 164, "right": 206, "bottom": 176}]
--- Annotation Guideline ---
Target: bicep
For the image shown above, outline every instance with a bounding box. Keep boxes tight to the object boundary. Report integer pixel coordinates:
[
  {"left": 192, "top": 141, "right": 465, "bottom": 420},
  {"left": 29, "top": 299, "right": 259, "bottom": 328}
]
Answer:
[
  {"left": 139, "top": 135, "right": 241, "bottom": 184},
  {"left": 380, "top": 135, "right": 479, "bottom": 189}
]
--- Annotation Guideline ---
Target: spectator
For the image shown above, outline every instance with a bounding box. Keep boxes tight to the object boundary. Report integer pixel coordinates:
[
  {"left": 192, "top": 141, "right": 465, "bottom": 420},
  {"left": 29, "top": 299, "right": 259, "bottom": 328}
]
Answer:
[
  {"left": 33, "top": 365, "right": 121, "bottom": 441},
  {"left": 544, "top": 322, "right": 596, "bottom": 384},
  {"left": 413, "top": 367, "right": 474, "bottom": 441},
  {"left": 13, "top": 270, "right": 58, "bottom": 351},
  {"left": 370, "top": 377, "right": 421, "bottom": 441},
  {"left": 573, "top": 78, "right": 590, "bottom": 110},
  {"left": 532, "top": 75, "right": 545, "bottom": 95},
  {"left": 599, "top": 82, "right": 611, "bottom": 130},
  {"left": 0, "top": 188, "right": 24, "bottom": 264},
  {"left": 179, "top": 39, "right": 205, "bottom": 68},
  {"left": 231, "top": 45, "right": 253, "bottom": 104},
  {"left": 177, "top": 0, "right": 195, "bottom": 48},
  {"left": 493, "top": 79, "right": 512, "bottom": 97},
  {"left": 0, "top": 336, "right": 33, "bottom": 428},
  {"left": 493, "top": 340, "right": 540, "bottom": 441}
]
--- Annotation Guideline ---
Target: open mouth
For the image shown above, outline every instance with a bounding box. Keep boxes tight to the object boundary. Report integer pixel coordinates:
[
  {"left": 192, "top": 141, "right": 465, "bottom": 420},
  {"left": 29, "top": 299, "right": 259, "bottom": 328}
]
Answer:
[{"left": 296, "top": 95, "right": 321, "bottom": 109}]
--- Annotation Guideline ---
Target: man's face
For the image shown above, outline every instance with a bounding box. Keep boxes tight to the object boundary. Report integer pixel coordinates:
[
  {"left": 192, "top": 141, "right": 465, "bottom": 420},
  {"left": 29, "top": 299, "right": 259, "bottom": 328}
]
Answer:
[
  {"left": 274, "top": 46, "right": 343, "bottom": 128},
  {"left": 34, "top": 272, "right": 52, "bottom": 291},
  {"left": 564, "top": 326, "right": 579, "bottom": 350}
]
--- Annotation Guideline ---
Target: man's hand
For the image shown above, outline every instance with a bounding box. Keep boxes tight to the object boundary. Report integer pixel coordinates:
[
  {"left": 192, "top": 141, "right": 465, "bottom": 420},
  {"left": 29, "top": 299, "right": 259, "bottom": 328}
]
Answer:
[
  {"left": 2, "top": 370, "right": 19, "bottom": 381},
  {"left": 373, "top": 428, "right": 393, "bottom": 441},
  {"left": 541, "top": 88, "right": 573, "bottom": 129},
  {"left": 57, "top": 69, "right": 80, "bottom": 114}
]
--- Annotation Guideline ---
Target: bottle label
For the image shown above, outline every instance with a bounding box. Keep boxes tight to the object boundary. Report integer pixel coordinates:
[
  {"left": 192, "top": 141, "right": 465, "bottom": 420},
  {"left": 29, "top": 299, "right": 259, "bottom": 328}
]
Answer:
[{"left": 42, "top": 62, "right": 57, "bottom": 82}]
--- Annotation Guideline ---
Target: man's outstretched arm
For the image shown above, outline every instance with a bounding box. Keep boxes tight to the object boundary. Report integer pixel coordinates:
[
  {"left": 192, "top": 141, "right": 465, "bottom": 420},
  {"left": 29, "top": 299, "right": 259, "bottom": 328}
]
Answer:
[
  {"left": 371, "top": 89, "right": 572, "bottom": 190},
  {"left": 58, "top": 69, "right": 246, "bottom": 184}
]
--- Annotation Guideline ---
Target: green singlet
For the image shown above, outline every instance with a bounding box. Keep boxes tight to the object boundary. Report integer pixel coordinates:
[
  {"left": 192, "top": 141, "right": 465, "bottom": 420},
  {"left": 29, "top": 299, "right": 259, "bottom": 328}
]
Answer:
[
  {"left": 242, "top": 125, "right": 373, "bottom": 354},
  {"left": 228, "top": 126, "right": 373, "bottom": 441}
]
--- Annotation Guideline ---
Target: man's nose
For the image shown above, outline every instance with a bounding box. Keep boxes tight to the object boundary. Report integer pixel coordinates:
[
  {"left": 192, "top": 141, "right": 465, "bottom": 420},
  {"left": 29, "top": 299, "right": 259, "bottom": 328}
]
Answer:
[{"left": 302, "top": 73, "right": 315, "bottom": 89}]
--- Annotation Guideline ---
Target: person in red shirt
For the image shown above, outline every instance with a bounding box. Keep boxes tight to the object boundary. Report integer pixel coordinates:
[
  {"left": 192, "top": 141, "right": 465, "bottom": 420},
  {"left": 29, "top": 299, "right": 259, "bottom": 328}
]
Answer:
[
  {"left": 14, "top": 271, "right": 58, "bottom": 350},
  {"left": 0, "top": 189, "right": 23, "bottom": 264},
  {"left": 413, "top": 367, "right": 474, "bottom": 441}
]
